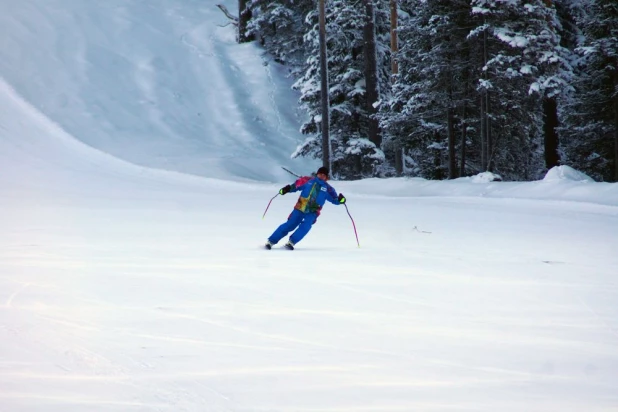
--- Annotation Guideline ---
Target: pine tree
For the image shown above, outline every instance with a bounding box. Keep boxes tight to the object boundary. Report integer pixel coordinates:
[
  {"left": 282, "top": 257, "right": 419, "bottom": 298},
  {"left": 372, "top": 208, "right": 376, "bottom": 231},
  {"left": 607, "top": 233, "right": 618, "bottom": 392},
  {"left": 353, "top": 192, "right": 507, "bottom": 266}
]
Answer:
[
  {"left": 247, "top": 0, "right": 313, "bottom": 70},
  {"left": 292, "top": 0, "right": 390, "bottom": 179},
  {"left": 239, "top": 0, "right": 254, "bottom": 43},
  {"left": 468, "top": 0, "right": 572, "bottom": 180},
  {"left": 561, "top": 0, "right": 618, "bottom": 181},
  {"left": 380, "top": 0, "right": 477, "bottom": 179},
  {"left": 245, "top": 0, "right": 614, "bottom": 181}
]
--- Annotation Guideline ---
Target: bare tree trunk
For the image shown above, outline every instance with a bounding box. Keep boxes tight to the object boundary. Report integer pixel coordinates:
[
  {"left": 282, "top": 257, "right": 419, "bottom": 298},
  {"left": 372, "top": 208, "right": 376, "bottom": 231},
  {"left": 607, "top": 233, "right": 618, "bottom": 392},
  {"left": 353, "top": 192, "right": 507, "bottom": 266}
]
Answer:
[
  {"left": 460, "top": 116, "right": 467, "bottom": 177},
  {"left": 447, "top": 107, "right": 456, "bottom": 179},
  {"left": 390, "top": 0, "right": 402, "bottom": 176},
  {"left": 540, "top": 0, "right": 561, "bottom": 172},
  {"left": 390, "top": 0, "right": 398, "bottom": 78},
  {"left": 363, "top": 0, "right": 381, "bottom": 150},
  {"left": 395, "top": 149, "right": 403, "bottom": 176},
  {"left": 486, "top": 90, "right": 493, "bottom": 171},
  {"left": 460, "top": 65, "right": 470, "bottom": 177},
  {"left": 480, "top": 93, "right": 486, "bottom": 171},
  {"left": 614, "top": 78, "right": 618, "bottom": 181},
  {"left": 238, "top": 0, "right": 253, "bottom": 43},
  {"left": 481, "top": 24, "right": 488, "bottom": 171},
  {"left": 318, "top": 0, "right": 330, "bottom": 170},
  {"left": 543, "top": 97, "right": 560, "bottom": 169},
  {"left": 481, "top": 23, "right": 494, "bottom": 172}
]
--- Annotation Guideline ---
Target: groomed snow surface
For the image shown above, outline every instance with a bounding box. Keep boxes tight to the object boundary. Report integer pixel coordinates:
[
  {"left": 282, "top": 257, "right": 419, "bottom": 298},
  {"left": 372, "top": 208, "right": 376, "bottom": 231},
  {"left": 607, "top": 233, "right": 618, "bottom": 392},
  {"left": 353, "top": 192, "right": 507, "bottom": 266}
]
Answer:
[{"left": 1, "top": 1, "right": 617, "bottom": 411}]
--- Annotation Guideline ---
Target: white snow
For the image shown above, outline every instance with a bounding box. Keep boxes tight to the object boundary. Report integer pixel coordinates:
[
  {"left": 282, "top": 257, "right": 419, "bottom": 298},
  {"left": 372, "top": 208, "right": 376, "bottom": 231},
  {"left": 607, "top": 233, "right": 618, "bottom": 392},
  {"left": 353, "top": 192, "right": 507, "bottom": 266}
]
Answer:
[
  {"left": 520, "top": 64, "right": 534, "bottom": 75},
  {"left": 1, "top": 1, "right": 618, "bottom": 411},
  {"left": 494, "top": 28, "right": 529, "bottom": 48},
  {"left": 544, "top": 165, "right": 595, "bottom": 183},
  {"left": 468, "top": 171, "right": 503, "bottom": 183}
]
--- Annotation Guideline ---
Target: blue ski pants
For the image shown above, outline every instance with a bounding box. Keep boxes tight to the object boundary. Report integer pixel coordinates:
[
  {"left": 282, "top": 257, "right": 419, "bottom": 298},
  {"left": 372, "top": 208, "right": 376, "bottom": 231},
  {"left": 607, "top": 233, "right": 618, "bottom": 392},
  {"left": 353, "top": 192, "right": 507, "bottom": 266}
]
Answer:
[{"left": 268, "top": 209, "right": 317, "bottom": 245}]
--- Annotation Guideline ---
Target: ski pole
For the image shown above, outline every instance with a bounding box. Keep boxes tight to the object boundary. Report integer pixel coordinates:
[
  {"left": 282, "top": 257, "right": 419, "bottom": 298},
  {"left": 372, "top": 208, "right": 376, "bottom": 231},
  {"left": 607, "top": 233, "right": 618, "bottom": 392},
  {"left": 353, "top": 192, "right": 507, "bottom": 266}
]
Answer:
[
  {"left": 262, "top": 193, "right": 279, "bottom": 219},
  {"left": 344, "top": 203, "right": 360, "bottom": 248},
  {"left": 281, "top": 166, "right": 300, "bottom": 178}
]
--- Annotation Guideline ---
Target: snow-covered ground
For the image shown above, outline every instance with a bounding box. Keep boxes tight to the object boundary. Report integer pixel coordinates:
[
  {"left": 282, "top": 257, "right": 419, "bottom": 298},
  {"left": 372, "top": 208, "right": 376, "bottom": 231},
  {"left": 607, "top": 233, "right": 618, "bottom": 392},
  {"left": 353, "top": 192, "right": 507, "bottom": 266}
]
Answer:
[{"left": 1, "top": 1, "right": 617, "bottom": 411}]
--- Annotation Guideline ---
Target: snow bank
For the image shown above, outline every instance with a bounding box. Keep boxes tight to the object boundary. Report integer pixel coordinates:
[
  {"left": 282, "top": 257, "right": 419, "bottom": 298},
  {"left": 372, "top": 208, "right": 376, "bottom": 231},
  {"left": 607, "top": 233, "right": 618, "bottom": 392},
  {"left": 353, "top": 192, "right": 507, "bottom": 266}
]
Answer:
[
  {"left": 334, "top": 171, "right": 618, "bottom": 208},
  {"left": 543, "top": 165, "right": 595, "bottom": 183}
]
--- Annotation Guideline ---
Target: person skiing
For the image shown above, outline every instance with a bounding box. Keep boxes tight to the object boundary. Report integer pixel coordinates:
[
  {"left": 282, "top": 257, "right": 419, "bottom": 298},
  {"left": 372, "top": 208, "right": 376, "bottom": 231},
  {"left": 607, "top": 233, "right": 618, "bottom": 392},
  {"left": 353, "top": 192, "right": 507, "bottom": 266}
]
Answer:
[{"left": 265, "top": 166, "right": 346, "bottom": 250}]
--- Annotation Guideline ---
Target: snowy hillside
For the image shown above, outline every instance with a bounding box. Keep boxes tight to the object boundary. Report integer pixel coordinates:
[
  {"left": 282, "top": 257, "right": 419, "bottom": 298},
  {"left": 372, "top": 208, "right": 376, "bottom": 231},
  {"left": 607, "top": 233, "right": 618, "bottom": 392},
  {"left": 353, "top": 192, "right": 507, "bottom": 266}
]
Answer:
[
  {"left": 1, "top": 1, "right": 617, "bottom": 411},
  {"left": 0, "top": 0, "right": 317, "bottom": 182}
]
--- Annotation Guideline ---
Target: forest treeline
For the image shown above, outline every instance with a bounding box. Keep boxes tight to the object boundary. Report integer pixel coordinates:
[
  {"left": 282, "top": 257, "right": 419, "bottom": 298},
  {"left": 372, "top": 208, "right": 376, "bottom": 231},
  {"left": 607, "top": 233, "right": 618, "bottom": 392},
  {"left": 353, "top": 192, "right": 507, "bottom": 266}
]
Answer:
[{"left": 237, "top": 0, "right": 616, "bottom": 182}]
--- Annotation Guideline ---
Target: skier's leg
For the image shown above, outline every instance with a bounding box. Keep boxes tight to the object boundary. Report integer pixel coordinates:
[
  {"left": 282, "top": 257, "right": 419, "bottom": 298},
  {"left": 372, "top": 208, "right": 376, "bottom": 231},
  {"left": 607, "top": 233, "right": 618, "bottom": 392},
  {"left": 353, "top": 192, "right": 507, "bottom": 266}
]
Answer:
[
  {"left": 289, "top": 212, "right": 317, "bottom": 245},
  {"left": 268, "top": 210, "right": 303, "bottom": 244}
]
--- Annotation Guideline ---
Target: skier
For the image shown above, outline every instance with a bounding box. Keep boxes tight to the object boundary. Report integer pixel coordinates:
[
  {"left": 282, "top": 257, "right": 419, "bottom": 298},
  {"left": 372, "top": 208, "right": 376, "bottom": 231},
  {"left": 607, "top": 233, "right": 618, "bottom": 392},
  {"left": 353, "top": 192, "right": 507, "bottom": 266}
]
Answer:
[{"left": 265, "top": 167, "right": 346, "bottom": 250}]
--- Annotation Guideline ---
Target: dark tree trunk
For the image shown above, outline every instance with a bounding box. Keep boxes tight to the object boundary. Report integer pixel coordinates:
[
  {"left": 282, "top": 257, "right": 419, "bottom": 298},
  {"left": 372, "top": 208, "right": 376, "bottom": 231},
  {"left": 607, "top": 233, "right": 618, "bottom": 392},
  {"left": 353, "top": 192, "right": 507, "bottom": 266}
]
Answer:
[
  {"left": 238, "top": 0, "right": 254, "bottom": 43},
  {"left": 447, "top": 107, "right": 457, "bottom": 179},
  {"left": 480, "top": 25, "right": 488, "bottom": 171},
  {"left": 614, "top": 82, "right": 618, "bottom": 182},
  {"left": 395, "top": 148, "right": 403, "bottom": 176},
  {"left": 460, "top": 115, "right": 467, "bottom": 177},
  {"left": 363, "top": 0, "right": 381, "bottom": 149},
  {"left": 480, "top": 93, "right": 486, "bottom": 170},
  {"left": 318, "top": 0, "right": 330, "bottom": 170},
  {"left": 390, "top": 0, "right": 402, "bottom": 176},
  {"left": 390, "top": 0, "right": 399, "bottom": 78},
  {"left": 543, "top": 96, "right": 560, "bottom": 169},
  {"left": 460, "top": 66, "right": 469, "bottom": 177},
  {"left": 486, "top": 90, "right": 493, "bottom": 171},
  {"left": 541, "top": 0, "right": 561, "bottom": 172}
]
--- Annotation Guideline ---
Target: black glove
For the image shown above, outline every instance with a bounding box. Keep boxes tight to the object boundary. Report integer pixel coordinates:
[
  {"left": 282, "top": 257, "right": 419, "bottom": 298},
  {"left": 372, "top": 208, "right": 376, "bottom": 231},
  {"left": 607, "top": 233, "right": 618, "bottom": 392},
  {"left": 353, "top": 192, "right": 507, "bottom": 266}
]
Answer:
[
  {"left": 279, "top": 185, "right": 292, "bottom": 195},
  {"left": 338, "top": 193, "right": 346, "bottom": 204}
]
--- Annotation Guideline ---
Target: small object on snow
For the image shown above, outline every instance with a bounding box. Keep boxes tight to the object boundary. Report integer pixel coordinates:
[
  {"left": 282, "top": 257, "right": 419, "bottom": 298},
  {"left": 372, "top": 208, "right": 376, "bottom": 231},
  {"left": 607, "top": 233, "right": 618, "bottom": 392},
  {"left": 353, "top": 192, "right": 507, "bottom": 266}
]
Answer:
[
  {"left": 284, "top": 241, "right": 295, "bottom": 250},
  {"left": 265, "top": 241, "right": 273, "bottom": 250},
  {"left": 413, "top": 226, "right": 432, "bottom": 234},
  {"left": 470, "top": 171, "right": 503, "bottom": 183}
]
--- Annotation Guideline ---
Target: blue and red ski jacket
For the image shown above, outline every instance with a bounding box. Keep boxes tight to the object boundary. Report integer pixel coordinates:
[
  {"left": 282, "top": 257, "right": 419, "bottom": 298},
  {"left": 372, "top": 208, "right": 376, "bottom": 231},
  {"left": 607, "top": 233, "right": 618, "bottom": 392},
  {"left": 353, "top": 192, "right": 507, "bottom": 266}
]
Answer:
[{"left": 289, "top": 176, "right": 340, "bottom": 215}]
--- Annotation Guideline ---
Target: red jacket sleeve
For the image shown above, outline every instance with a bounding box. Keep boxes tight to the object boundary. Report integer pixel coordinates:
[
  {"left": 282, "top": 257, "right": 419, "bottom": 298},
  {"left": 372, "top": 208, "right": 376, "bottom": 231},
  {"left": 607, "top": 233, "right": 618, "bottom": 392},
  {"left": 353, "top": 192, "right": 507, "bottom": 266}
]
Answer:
[{"left": 293, "top": 176, "right": 312, "bottom": 190}]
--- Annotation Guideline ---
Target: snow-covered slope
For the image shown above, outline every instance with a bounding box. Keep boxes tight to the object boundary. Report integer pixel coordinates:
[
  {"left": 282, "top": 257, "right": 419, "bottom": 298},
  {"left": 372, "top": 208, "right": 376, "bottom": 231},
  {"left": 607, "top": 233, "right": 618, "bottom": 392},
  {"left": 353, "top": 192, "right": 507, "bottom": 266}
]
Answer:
[
  {"left": 0, "top": 0, "right": 317, "bottom": 182},
  {"left": 1, "top": 1, "right": 617, "bottom": 411}
]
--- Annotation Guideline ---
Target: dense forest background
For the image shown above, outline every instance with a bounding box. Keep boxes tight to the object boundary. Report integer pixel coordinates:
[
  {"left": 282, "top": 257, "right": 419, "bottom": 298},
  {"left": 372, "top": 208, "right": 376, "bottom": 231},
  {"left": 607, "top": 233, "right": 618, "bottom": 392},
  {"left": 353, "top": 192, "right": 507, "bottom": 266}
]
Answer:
[{"left": 238, "top": 0, "right": 616, "bottom": 182}]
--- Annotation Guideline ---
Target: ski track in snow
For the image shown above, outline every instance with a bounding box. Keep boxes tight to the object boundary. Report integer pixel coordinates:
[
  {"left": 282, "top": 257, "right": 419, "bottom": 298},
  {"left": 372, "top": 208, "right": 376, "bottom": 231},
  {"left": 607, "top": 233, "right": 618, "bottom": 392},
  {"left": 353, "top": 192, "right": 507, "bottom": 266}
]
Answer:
[{"left": 5, "top": 283, "right": 31, "bottom": 308}]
